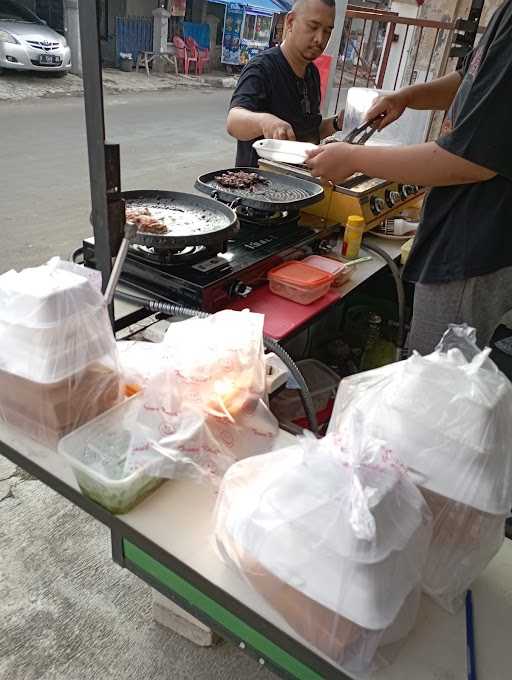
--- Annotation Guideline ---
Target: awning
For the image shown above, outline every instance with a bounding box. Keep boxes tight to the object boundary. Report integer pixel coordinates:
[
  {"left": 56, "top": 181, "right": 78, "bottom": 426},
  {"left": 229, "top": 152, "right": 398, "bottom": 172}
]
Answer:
[{"left": 210, "top": 0, "right": 287, "bottom": 16}]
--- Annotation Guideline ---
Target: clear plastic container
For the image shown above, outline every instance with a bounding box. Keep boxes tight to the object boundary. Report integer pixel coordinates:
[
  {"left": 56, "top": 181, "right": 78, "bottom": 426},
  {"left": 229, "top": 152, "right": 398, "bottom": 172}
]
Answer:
[
  {"left": 268, "top": 261, "right": 332, "bottom": 305},
  {"left": 58, "top": 395, "right": 164, "bottom": 514},
  {"left": 270, "top": 359, "right": 340, "bottom": 426},
  {"left": 303, "top": 255, "right": 352, "bottom": 287}
]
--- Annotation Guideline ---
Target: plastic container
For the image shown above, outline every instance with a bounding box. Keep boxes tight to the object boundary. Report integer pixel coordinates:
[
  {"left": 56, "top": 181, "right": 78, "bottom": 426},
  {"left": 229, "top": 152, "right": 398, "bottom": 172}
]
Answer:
[
  {"left": 270, "top": 359, "right": 339, "bottom": 427},
  {"left": 303, "top": 255, "right": 352, "bottom": 287},
  {"left": 268, "top": 261, "right": 332, "bottom": 305},
  {"left": 59, "top": 395, "right": 164, "bottom": 514}
]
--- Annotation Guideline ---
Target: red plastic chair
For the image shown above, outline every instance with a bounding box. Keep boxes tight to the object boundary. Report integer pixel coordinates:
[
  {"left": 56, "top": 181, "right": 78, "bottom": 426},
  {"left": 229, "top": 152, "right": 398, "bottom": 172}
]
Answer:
[
  {"left": 173, "top": 36, "right": 197, "bottom": 75},
  {"left": 197, "top": 43, "right": 210, "bottom": 75}
]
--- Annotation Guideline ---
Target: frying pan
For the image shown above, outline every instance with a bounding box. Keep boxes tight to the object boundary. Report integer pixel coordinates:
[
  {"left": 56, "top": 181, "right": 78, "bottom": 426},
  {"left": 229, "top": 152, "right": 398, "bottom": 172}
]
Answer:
[
  {"left": 195, "top": 168, "right": 324, "bottom": 212},
  {"left": 122, "top": 190, "right": 239, "bottom": 249}
]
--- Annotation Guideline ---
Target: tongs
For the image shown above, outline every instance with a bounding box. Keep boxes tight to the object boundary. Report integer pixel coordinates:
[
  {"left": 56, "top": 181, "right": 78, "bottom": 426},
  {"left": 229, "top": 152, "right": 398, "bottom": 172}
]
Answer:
[{"left": 342, "top": 114, "right": 384, "bottom": 145}]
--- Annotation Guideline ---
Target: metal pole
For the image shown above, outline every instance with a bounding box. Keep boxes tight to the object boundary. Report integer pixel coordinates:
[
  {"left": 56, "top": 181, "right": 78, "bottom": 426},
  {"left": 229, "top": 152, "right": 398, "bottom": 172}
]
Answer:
[
  {"left": 78, "top": 0, "right": 113, "bottom": 312},
  {"left": 321, "top": 0, "right": 348, "bottom": 117}
]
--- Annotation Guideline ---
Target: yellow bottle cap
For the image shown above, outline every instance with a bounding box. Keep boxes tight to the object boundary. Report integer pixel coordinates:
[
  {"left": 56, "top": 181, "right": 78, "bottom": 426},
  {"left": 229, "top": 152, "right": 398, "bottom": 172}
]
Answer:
[{"left": 347, "top": 215, "right": 365, "bottom": 228}]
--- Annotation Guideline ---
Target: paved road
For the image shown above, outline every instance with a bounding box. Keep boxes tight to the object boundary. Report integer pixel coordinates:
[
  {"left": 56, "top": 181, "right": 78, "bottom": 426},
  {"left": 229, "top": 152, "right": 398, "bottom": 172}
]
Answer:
[{"left": 0, "top": 89, "right": 235, "bottom": 273}]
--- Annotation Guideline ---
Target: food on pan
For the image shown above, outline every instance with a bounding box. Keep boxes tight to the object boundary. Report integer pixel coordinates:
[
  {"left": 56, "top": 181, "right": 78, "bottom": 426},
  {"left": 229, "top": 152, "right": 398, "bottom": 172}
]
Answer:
[
  {"left": 126, "top": 208, "right": 167, "bottom": 234},
  {"left": 214, "top": 171, "right": 268, "bottom": 190}
]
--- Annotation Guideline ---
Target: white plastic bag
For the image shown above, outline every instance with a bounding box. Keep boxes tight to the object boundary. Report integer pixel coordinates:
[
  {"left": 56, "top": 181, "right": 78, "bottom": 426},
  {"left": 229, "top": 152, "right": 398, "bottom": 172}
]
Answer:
[
  {"left": 329, "top": 324, "right": 512, "bottom": 612},
  {"left": 215, "top": 422, "right": 432, "bottom": 674},
  {"left": 0, "top": 258, "right": 121, "bottom": 445},
  {"left": 121, "top": 310, "right": 278, "bottom": 484}
]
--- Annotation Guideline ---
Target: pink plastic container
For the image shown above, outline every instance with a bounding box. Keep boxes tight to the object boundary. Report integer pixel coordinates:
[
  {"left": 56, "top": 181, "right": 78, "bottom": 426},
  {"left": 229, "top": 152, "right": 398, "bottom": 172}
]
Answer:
[
  {"left": 303, "top": 255, "right": 352, "bottom": 287},
  {"left": 268, "top": 261, "right": 332, "bottom": 305}
]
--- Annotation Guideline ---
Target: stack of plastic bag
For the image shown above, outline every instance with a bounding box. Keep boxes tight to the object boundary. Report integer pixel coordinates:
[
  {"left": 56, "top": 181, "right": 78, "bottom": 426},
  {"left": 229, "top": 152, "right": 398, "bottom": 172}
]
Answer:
[
  {"left": 214, "top": 421, "right": 432, "bottom": 674},
  {"left": 329, "top": 325, "right": 512, "bottom": 612},
  {"left": 122, "top": 310, "right": 279, "bottom": 484},
  {"left": 0, "top": 258, "right": 121, "bottom": 445}
]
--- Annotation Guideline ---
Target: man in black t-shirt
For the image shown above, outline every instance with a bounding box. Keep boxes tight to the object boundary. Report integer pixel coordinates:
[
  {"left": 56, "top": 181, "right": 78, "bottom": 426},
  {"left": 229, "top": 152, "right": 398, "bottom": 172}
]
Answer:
[
  {"left": 227, "top": 0, "right": 343, "bottom": 168},
  {"left": 307, "top": 1, "right": 512, "bottom": 354}
]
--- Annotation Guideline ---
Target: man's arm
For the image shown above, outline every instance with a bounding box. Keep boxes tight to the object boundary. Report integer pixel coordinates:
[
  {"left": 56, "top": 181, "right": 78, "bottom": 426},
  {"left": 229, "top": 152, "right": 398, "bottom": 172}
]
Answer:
[
  {"left": 227, "top": 107, "right": 295, "bottom": 141},
  {"left": 306, "top": 141, "right": 496, "bottom": 187},
  {"left": 366, "top": 71, "right": 463, "bottom": 130}
]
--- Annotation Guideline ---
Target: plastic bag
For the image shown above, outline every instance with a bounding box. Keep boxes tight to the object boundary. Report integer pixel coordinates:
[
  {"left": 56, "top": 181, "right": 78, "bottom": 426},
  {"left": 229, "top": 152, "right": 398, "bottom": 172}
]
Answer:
[
  {"left": 328, "top": 324, "right": 512, "bottom": 612},
  {"left": 214, "top": 421, "right": 432, "bottom": 674},
  {"left": 117, "top": 340, "right": 165, "bottom": 396},
  {"left": 122, "top": 310, "right": 278, "bottom": 484},
  {"left": 0, "top": 258, "right": 121, "bottom": 446}
]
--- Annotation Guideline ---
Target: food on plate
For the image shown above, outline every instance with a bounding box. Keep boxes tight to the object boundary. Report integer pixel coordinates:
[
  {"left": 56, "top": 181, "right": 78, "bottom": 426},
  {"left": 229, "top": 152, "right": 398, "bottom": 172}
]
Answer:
[
  {"left": 214, "top": 171, "right": 268, "bottom": 190},
  {"left": 126, "top": 208, "right": 167, "bottom": 234}
]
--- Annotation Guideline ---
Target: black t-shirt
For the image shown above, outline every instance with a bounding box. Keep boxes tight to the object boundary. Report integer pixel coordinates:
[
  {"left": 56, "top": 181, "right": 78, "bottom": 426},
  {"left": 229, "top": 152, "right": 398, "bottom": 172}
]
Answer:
[
  {"left": 404, "top": 1, "right": 512, "bottom": 284},
  {"left": 229, "top": 47, "right": 322, "bottom": 168}
]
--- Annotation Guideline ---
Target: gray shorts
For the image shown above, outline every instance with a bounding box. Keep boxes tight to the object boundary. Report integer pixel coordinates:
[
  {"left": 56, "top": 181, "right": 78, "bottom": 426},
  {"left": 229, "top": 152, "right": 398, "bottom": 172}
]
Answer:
[{"left": 408, "top": 266, "right": 512, "bottom": 355}]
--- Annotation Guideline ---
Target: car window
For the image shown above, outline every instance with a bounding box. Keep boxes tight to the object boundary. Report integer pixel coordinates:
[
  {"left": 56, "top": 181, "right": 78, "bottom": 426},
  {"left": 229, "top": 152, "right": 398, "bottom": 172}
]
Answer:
[{"left": 0, "top": 1, "right": 41, "bottom": 22}]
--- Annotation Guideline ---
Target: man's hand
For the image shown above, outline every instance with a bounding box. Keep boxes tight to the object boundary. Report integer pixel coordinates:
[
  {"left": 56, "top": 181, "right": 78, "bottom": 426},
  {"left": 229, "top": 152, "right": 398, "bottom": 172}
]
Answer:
[
  {"left": 305, "top": 143, "right": 357, "bottom": 185},
  {"left": 260, "top": 113, "right": 296, "bottom": 141},
  {"left": 366, "top": 91, "right": 409, "bottom": 130}
]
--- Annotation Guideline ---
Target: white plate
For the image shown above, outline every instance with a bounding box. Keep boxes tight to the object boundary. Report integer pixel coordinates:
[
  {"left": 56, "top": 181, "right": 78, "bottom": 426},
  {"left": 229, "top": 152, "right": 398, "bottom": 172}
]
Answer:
[{"left": 253, "top": 139, "right": 318, "bottom": 165}]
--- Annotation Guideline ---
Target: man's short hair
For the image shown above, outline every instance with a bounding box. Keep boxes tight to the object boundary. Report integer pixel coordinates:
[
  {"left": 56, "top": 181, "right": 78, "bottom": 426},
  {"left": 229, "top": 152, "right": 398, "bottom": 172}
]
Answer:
[{"left": 292, "top": 0, "right": 336, "bottom": 10}]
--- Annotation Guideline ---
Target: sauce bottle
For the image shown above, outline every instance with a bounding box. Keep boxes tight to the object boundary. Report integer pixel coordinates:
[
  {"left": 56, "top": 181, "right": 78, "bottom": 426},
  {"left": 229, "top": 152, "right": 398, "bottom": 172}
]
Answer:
[{"left": 342, "top": 215, "right": 365, "bottom": 259}]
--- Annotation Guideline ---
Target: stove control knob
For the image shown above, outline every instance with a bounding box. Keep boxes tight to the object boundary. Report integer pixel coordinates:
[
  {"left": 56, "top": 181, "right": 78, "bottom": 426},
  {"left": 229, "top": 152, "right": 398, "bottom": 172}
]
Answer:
[
  {"left": 370, "top": 196, "right": 386, "bottom": 215},
  {"left": 400, "top": 184, "right": 417, "bottom": 198},
  {"left": 231, "top": 281, "right": 253, "bottom": 298},
  {"left": 385, "top": 190, "right": 401, "bottom": 207}
]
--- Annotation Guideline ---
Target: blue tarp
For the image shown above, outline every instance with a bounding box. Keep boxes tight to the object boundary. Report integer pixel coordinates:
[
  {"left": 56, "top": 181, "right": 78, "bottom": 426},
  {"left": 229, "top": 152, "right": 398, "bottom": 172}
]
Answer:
[{"left": 183, "top": 21, "right": 211, "bottom": 50}]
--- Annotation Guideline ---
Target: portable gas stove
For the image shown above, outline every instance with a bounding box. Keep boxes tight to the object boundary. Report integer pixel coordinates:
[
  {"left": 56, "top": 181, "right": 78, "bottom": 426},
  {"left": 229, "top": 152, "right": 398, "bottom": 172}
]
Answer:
[
  {"left": 257, "top": 159, "right": 424, "bottom": 232},
  {"left": 83, "top": 205, "right": 336, "bottom": 313}
]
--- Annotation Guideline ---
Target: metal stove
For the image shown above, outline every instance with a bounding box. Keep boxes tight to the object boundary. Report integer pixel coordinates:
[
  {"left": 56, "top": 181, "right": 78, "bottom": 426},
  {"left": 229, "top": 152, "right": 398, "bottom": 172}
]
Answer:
[
  {"left": 258, "top": 159, "right": 424, "bottom": 232},
  {"left": 82, "top": 208, "right": 336, "bottom": 313}
]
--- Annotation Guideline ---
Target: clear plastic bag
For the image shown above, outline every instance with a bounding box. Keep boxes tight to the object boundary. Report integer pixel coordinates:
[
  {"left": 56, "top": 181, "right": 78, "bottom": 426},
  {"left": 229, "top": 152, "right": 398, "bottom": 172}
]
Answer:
[
  {"left": 116, "top": 310, "right": 278, "bottom": 484},
  {"left": 328, "top": 324, "right": 512, "bottom": 612},
  {"left": 0, "top": 258, "right": 121, "bottom": 445},
  {"left": 214, "top": 422, "right": 432, "bottom": 674}
]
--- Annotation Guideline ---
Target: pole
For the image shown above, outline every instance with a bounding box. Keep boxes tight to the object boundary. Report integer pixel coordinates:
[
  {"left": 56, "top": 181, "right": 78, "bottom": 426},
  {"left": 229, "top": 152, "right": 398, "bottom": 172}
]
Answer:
[
  {"left": 321, "top": 0, "right": 348, "bottom": 117},
  {"left": 77, "top": 0, "right": 113, "bottom": 319},
  {"left": 63, "top": 0, "right": 82, "bottom": 76}
]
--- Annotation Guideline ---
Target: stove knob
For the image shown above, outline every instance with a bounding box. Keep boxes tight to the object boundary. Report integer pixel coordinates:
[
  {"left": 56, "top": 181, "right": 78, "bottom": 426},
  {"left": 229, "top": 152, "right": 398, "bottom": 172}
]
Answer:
[
  {"left": 231, "top": 281, "right": 253, "bottom": 298},
  {"left": 385, "top": 190, "right": 401, "bottom": 207},
  {"left": 400, "top": 184, "right": 417, "bottom": 198},
  {"left": 370, "top": 196, "right": 386, "bottom": 215}
]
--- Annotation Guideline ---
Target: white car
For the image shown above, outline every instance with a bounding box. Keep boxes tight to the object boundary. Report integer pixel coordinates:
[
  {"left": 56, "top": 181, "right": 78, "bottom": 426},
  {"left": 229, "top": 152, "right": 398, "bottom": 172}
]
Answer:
[{"left": 0, "top": 0, "right": 71, "bottom": 75}]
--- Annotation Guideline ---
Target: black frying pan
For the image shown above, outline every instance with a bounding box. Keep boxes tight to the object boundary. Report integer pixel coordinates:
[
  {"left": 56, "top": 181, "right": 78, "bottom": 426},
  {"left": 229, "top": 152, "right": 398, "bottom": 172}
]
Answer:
[
  {"left": 122, "top": 190, "right": 239, "bottom": 249},
  {"left": 195, "top": 168, "right": 324, "bottom": 211}
]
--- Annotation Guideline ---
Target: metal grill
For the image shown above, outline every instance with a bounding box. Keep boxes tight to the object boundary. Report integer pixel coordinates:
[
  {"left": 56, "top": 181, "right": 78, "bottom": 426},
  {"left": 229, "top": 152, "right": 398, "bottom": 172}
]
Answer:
[
  {"left": 195, "top": 169, "right": 324, "bottom": 212},
  {"left": 27, "top": 40, "right": 60, "bottom": 51}
]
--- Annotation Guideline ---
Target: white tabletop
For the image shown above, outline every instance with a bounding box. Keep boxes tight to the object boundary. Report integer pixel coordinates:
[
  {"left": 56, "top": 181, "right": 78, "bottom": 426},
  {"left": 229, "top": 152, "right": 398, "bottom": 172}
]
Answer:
[{"left": 1, "top": 422, "right": 511, "bottom": 679}]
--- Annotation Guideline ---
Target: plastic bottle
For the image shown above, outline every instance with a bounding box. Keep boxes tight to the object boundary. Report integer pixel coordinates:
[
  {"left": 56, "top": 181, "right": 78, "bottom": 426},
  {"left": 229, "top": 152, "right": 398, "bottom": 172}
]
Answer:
[
  {"left": 342, "top": 215, "right": 365, "bottom": 259},
  {"left": 360, "top": 313, "right": 396, "bottom": 371}
]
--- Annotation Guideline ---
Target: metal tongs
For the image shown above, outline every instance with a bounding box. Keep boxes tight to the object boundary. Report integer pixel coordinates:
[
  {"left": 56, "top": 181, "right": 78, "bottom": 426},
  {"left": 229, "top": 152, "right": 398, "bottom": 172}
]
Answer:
[{"left": 342, "top": 114, "right": 384, "bottom": 145}]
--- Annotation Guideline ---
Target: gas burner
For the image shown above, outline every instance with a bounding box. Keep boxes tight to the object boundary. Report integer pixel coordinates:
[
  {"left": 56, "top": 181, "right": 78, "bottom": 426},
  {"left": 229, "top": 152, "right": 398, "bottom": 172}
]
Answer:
[
  {"left": 129, "top": 242, "right": 220, "bottom": 266},
  {"left": 236, "top": 204, "right": 297, "bottom": 227}
]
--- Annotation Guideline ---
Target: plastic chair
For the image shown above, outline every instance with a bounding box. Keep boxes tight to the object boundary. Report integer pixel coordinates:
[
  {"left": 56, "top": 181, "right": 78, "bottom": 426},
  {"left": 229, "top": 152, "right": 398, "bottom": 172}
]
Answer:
[
  {"left": 194, "top": 40, "right": 210, "bottom": 75},
  {"left": 173, "top": 35, "right": 197, "bottom": 75}
]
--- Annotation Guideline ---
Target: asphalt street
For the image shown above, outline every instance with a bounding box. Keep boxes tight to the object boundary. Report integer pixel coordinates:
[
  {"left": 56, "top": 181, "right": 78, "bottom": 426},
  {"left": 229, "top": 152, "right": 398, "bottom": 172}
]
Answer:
[{"left": 0, "top": 89, "right": 235, "bottom": 273}]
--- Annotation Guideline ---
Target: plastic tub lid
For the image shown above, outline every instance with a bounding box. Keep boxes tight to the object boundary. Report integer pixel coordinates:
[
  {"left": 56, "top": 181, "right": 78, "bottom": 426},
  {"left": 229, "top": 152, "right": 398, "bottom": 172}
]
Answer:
[
  {"left": 269, "top": 261, "right": 332, "bottom": 288},
  {"left": 303, "top": 256, "right": 349, "bottom": 277}
]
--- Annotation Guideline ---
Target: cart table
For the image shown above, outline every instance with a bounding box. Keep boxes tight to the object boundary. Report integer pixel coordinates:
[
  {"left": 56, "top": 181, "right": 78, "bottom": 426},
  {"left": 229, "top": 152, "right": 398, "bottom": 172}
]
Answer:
[{"left": 1, "top": 422, "right": 510, "bottom": 680}]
